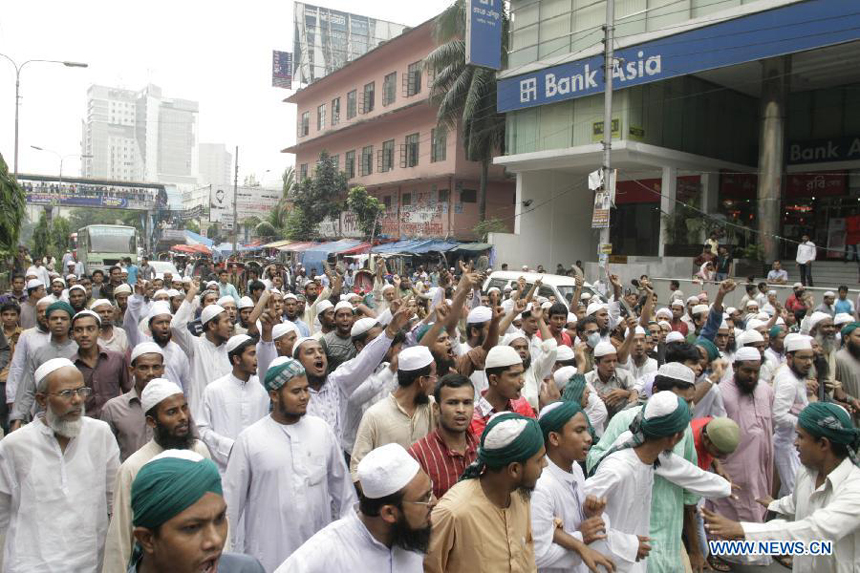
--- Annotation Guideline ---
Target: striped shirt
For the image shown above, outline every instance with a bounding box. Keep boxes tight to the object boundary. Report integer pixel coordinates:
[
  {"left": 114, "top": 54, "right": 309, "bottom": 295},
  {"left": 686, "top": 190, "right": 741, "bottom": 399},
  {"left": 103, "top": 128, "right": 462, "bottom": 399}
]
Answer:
[{"left": 408, "top": 428, "right": 477, "bottom": 500}]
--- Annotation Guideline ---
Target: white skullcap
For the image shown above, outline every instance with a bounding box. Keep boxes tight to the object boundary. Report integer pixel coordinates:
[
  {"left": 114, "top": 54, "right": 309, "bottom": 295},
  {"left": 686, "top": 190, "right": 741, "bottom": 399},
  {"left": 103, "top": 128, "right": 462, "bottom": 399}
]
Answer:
[
  {"left": 792, "top": 282, "right": 803, "bottom": 288},
  {"left": 291, "top": 336, "right": 317, "bottom": 357},
  {"left": 581, "top": 293, "right": 592, "bottom": 301},
  {"left": 808, "top": 311, "right": 832, "bottom": 330},
  {"left": 756, "top": 313, "right": 770, "bottom": 321},
  {"left": 657, "top": 362, "right": 696, "bottom": 385},
  {"left": 672, "top": 290, "right": 684, "bottom": 299},
  {"left": 487, "top": 287, "right": 501, "bottom": 294},
  {"left": 658, "top": 320, "right": 671, "bottom": 329},
  {"left": 65, "top": 273, "right": 76, "bottom": 280},
  {"left": 272, "top": 322, "right": 299, "bottom": 340},
  {"left": 521, "top": 265, "right": 529, "bottom": 270},
  {"left": 334, "top": 301, "right": 354, "bottom": 313},
  {"left": 593, "top": 341, "right": 617, "bottom": 358},
  {"left": 147, "top": 301, "right": 173, "bottom": 320},
  {"left": 283, "top": 293, "right": 297, "bottom": 301},
  {"left": 666, "top": 331, "right": 686, "bottom": 344},
  {"left": 655, "top": 308, "right": 673, "bottom": 319},
  {"left": 73, "top": 309, "right": 101, "bottom": 325},
  {"left": 200, "top": 304, "right": 225, "bottom": 325},
  {"left": 555, "top": 345, "right": 575, "bottom": 362},
  {"left": 553, "top": 365, "right": 578, "bottom": 390},
  {"left": 130, "top": 342, "right": 164, "bottom": 364},
  {"left": 151, "top": 289, "right": 170, "bottom": 300},
  {"left": 567, "top": 313, "right": 577, "bottom": 324},
  {"left": 586, "top": 302, "right": 606, "bottom": 316},
  {"left": 484, "top": 414, "right": 529, "bottom": 449},
  {"left": 316, "top": 299, "right": 334, "bottom": 315},
  {"left": 786, "top": 334, "right": 813, "bottom": 353},
  {"left": 27, "top": 279, "right": 44, "bottom": 290},
  {"left": 206, "top": 281, "right": 218, "bottom": 288},
  {"left": 398, "top": 346, "right": 434, "bottom": 372},
  {"left": 351, "top": 317, "right": 377, "bottom": 338},
  {"left": 634, "top": 326, "right": 647, "bottom": 336},
  {"left": 645, "top": 390, "right": 682, "bottom": 419},
  {"left": 692, "top": 304, "right": 709, "bottom": 316},
  {"left": 737, "top": 330, "right": 764, "bottom": 346},
  {"left": 467, "top": 306, "right": 493, "bottom": 324},
  {"left": 51, "top": 277, "right": 65, "bottom": 286},
  {"left": 345, "top": 292, "right": 361, "bottom": 301},
  {"left": 670, "top": 299, "right": 684, "bottom": 308},
  {"left": 270, "top": 288, "right": 283, "bottom": 296},
  {"left": 225, "top": 334, "right": 252, "bottom": 354},
  {"left": 835, "top": 313, "right": 854, "bottom": 326},
  {"left": 824, "top": 291, "right": 835, "bottom": 297},
  {"left": 503, "top": 284, "right": 513, "bottom": 292},
  {"left": 237, "top": 296, "right": 254, "bottom": 310},
  {"left": 541, "top": 301, "right": 552, "bottom": 310},
  {"left": 726, "top": 307, "right": 737, "bottom": 315},
  {"left": 68, "top": 284, "right": 86, "bottom": 294},
  {"left": 767, "top": 290, "right": 777, "bottom": 296},
  {"left": 381, "top": 283, "right": 395, "bottom": 292},
  {"left": 166, "top": 288, "right": 180, "bottom": 297},
  {"left": 217, "top": 296, "right": 236, "bottom": 307},
  {"left": 35, "top": 357, "right": 76, "bottom": 386},
  {"left": 719, "top": 321, "right": 729, "bottom": 331},
  {"left": 357, "top": 443, "right": 421, "bottom": 499},
  {"left": 686, "top": 296, "right": 700, "bottom": 304},
  {"left": 182, "top": 276, "right": 193, "bottom": 283},
  {"left": 141, "top": 378, "right": 184, "bottom": 414},
  {"left": 745, "top": 319, "right": 766, "bottom": 331},
  {"left": 486, "top": 345, "right": 523, "bottom": 369},
  {"left": 38, "top": 295, "right": 56, "bottom": 307},
  {"left": 734, "top": 347, "right": 761, "bottom": 362},
  {"left": 745, "top": 300, "right": 759, "bottom": 308},
  {"left": 114, "top": 284, "right": 132, "bottom": 295},
  {"left": 502, "top": 331, "right": 528, "bottom": 346},
  {"left": 89, "top": 298, "right": 113, "bottom": 310}
]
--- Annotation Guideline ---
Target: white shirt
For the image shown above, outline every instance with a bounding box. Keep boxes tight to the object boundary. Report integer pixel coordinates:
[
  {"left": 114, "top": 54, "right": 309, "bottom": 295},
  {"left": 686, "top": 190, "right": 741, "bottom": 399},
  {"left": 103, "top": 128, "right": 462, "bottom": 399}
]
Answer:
[
  {"left": 124, "top": 293, "right": 190, "bottom": 390},
  {"left": 584, "top": 384, "right": 608, "bottom": 437},
  {"left": 532, "top": 458, "right": 637, "bottom": 572},
  {"left": 170, "top": 299, "right": 232, "bottom": 413},
  {"left": 5, "top": 327, "right": 50, "bottom": 403},
  {"left": 0, "top": 416, "right": 119, "bottom": 572},
  {"left": 621, "top": 356, "right": 658, "bottom": 391},
  {"left": 197, "top": 372, "right": 270, "bottom": 471},
  {"left": 743, "top": 457, "right": 860, "bottom": 573},
  {"left": 796, "top": 241, "right": 817, "bottom": 264},
  {"left": 342, "top": 363, "right": 397, "bottom": 455},
  {"left": 301, "top": 285, "right": 331, "bottom": 335},
  {"left": 772, "top": 364, "right": 808, "bottom": 447},
  {"left": 274, "top": 507, "right": 424, "bottom": 573},
  {"left": 523, "top": 337, "right": 558, "bottom": 410},
  {"left": 224, "top": 415, "right": 357, "bottom": 573}
]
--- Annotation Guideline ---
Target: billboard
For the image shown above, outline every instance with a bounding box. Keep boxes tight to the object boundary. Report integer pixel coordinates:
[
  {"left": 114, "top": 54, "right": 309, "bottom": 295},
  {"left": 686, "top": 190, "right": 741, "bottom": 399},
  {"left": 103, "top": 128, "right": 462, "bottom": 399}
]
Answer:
[
  {"left": 210, "top": 185, "right": 281, "bottom": 224},
  {"left": 20, "top": 175, "right": 161, "bottom": 211},
  {"left": 272, "top": 51, "right": 293, "bottom": 89},
  {"left": 466, "top": 0, "right": 502, "bottom": 70},
  {"left": 209, "top": 185, "right": 234, "bottom": 224}
]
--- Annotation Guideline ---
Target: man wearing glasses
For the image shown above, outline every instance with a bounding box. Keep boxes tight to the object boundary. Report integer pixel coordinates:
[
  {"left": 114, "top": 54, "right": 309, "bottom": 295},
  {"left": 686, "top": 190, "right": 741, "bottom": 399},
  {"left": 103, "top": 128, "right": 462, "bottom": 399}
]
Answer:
[{"left": 0, "top": 357, "right": 120, "bottom": 572}]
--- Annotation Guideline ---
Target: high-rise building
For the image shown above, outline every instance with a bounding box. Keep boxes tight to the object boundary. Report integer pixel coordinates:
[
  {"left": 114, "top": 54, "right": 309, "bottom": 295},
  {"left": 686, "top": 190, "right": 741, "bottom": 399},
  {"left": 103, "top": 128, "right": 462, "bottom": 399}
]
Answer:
[
  {"left": 82, "top": 85, "right": 142, "bottom": 182},
  {"left": 198, "top": 143, "right": 233, "bottom": 189}
]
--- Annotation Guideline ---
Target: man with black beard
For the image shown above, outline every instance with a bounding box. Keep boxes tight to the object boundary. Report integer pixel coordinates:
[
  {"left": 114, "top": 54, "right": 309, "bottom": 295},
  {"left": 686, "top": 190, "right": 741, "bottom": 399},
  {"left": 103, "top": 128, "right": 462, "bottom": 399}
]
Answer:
[
  {"left": 350, "top": 346, "right": 437, "bottom": 479},
  {"left": 103, "top": 378, "right": 211, "bottom": 573},
  {"left": 836, "top": 322, "right": 860, "bottom": 407},
  {"left": 126, "top": 300, "right": 190, "bottom": 391},
  {"left": 276, "top": 443, "right": 435, "bottom": 572}
]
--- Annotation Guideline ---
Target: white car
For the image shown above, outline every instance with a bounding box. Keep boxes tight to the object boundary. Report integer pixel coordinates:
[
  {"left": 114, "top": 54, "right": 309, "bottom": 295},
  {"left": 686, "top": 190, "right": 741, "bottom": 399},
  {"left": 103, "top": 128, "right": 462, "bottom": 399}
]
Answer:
[
  {"left": 148, "top": 260, "right": 179, "bottom": 277},
  {"left": 482, "top": 271, "right": 595, "bottom": 306}
]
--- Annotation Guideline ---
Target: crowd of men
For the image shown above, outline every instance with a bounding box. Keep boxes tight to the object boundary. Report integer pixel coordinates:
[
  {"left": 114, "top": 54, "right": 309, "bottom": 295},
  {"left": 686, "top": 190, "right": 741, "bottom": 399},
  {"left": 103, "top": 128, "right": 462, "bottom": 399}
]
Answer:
[{"left": 0, "top": 253, "right": 857, "bottom": 573}]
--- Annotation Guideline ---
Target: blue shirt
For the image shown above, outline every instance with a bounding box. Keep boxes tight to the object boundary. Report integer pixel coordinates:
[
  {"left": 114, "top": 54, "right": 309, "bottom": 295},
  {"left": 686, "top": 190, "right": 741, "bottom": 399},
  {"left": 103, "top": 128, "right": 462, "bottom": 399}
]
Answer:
[
  {"left": 126, "top": 264, "right": 139, "bottom": 285},
  {"left": 835, "top": 298, "right": 855, "bottom": 315}
]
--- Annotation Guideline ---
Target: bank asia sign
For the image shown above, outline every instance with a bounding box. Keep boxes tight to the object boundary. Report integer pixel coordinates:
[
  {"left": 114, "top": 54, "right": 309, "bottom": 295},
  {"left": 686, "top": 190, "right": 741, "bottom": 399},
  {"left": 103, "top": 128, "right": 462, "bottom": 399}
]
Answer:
[
  {"left": 788, "top": 137, "right": 860, "bottom": 165},
  {"left": 497, "top": 0, "right": 860, "bottom": 113}
]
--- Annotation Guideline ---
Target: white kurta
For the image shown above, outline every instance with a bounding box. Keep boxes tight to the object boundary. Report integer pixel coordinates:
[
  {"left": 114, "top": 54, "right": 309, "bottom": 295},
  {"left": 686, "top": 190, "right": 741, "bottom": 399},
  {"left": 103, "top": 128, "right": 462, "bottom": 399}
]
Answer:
[
  {"left": 197, "top": 372, "right": 270, "bottom": 471},
  {"left": 126, "top": 294, "right": 192, "bottom": 390},
  {"left": 0, "top": 416, "right": 120, "bottom": 572},
  {"left": 522, "top": 337, "right": 558, "bottom": 410},
  {"left": 532, "top": 458, "right": 637, "bottom": 573},
  {"left": 4, "top": 326, "right": 50, "bottom": 403},
  {"left": 170, "top": 299, "right": 232, "bottom": 414},
  {"left": 342, "top": 363, "right": 397, "bottom": 455},
  {"left": 772, "top": 363, "right": 808, "bottom": 496},
  {"left": 223, "top": 415, "right": 358, "bottom": 573},
  {"left": 274, "top": 507, "right": 424, "bottom": 573}
]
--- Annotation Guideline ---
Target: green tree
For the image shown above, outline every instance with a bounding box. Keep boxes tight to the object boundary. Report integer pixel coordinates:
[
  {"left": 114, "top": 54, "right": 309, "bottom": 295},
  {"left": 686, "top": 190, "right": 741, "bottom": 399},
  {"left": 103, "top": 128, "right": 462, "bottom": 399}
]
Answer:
[
  {"left": 347, "top": 186, "right": 384, "bottom": 239},
  {"left": 50, "top": 216, "right": 71, "bottom": 254},
  {"left": 425, "top": 0, "right": 507, "bottom": 223},
  {"left": 185, "top": 220, "right": 201, "bottom": 235},
  {"left": 288, "top": 152, "right": 346, "bottom": 240},
  {"left": 255, "top": 221, "right": 279, "bottom": 240},
  {"left": 0, "top": 152, "right": 26, "bottom": 255},
  {"left": 67, "top": 207, "right": 142, "bottom": 233},
  {"left": 32, "top": 212, "right": 51, "bottom": 260}
]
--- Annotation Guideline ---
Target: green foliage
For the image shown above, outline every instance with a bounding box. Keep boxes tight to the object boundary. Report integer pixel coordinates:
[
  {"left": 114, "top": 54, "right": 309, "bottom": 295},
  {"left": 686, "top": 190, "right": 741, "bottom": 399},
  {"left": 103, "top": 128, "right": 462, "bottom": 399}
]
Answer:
[
  {"left": 185, "top": 220, "right": 201, "bottom": 235},
  {"left": 347, "top": 186, "right": 384, "bottom": 238},
  {"left": 661, "top": 190, "right": 722, "bottom": 245},
  {"left": 32, "top": 212, "right": 51, "bottom": 260},
  {"left": 50, "top": 217, "right": 71, "bottom": 254},
  {"left": 67, "top": 207, "right": 142, "bottom": 233},
  {"left": 738, "top": 243, "right": 765, "bottom": 262},
  {"left": 254, "top": 221, "right": 279, "bottom": 239},
  {"left": 473, "top": 217, "right": 507, "bottom": 241},
  {"left": 288, "top": 152, "right": 346, "bottom": 240},
  {"left": 0, "top": 152, "right": 26, "bottom": 255}
]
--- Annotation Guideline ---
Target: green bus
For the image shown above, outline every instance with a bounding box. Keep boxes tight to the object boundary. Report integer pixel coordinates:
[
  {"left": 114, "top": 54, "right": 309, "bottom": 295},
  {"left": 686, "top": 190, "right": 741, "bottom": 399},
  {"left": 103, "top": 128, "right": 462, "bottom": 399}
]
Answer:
[{"left": 77, "top": 225, "right": 138, "bottom": 273}]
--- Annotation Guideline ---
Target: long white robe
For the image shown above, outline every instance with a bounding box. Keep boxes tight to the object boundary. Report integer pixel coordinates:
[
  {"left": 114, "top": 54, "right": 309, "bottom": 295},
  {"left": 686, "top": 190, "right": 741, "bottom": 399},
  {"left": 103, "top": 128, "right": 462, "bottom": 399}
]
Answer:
[
  {"left": 0, "top": 416, "right": 119, "bottom": 572},
  {"left": 4, "top": 326, "right": 49, "bottom": 403},
  {"left": 223, "top": 414, "right": 357, "bottom": 573},
  {"left": 772, "top": 363, "right": 808, "bottom": 496},
  {"left": 342, "top": 363, "right": 397, "bottom": 455}
]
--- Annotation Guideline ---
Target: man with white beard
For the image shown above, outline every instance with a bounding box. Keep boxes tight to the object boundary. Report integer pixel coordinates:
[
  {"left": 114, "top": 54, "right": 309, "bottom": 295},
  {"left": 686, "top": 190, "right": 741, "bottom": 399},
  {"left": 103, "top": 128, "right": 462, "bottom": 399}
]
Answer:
[
  {"left": 0, "top": 358, "right": 120, "bottom": 572},
  {"left": 808, "top": 311, "right": 839, "bottom": 394}
]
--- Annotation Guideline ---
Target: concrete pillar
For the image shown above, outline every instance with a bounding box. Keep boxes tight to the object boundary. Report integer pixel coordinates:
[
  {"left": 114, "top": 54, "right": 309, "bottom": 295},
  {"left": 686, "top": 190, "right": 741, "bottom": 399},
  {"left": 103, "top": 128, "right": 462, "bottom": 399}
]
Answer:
[
  {"left": 513, "top": 172, "right": 523, "bottom": 235},
  {"left": 658, "top": 166, "right": 678, "bottom": 257},
  {"left": 756, "top": 56, "right": 790, "bottom": 263},
  {"left": 700, "top": 172, "right": 720, "bottom": 243}
]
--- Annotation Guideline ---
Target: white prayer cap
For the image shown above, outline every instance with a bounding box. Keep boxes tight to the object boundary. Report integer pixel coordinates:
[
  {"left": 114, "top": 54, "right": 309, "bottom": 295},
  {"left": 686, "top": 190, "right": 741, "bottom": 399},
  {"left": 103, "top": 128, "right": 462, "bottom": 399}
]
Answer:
[
  {"left": 726, "top": 307, "right": 738, "bottom": 315},
  {"left": 114, "top": 284, "right": 132, "bottom": 295},
  {"left": 283, "top": 293, "right": 297, "bottom": 301},
  {"left": 291, "top": 336, "right": 317, "bottom": 357},
  {"left": 153, "top": 289, "right": 170, "bottom": 300},
  {"left": 785, "top": 334, "right": 813, "bottom": 353},
  {"left": 141, "top": 378, "right": 184, "bottom": 414},
  {"left": 692, "top": 304, "right": 709, "bottom": 316},
  {"left": 670, "top": 299, "right": 684, "bottom": 308},
  {"left": 553, "top": 365, "right": 578, "bottom": 390},
  {"left": 316, "top": 299, "right": 334, "bottom": 315},
  {"left": 718, "top": 321, "right": 729, "bottom": 331},
  {"left": 398, "top": 346, "right": 434, "bottom": 372},
  {"left": 357, "top": 443, "right": 421, "bottom": 499},
  {"left": 634, "top": 326, "right": 647, "bottom": 336},
  {"left": 351, "top": 317, "right": 377, "bottom": 338},
  {"left": 272, "top": 322, "right": 299, "bottom": 340},
  {"left": 345, "top": 292, "right": 361, "bottom": 301},
  {"left": 237, "top": 296, "right": 255, "bottom": 310},
  {"left": 658, "top": 320, "right": 671, "bottom": 330},
  {"left": 486, "top": 345, "right": 522, "bottom": 369},
  {"left": 672, "top": 290, "right": 684, "bottom": 299},
  {"left": 167, "top": 289, "right": 181, "bottom": 298},
  {"left": 541, "top": 301, "right": 552, "bottom": 310},
  {"left": 666, "top": 331, "right": 686, "bottom": 344},
  {"left": 467, "top": 306, "right": 492, "bottom": 324},
  {"left": 745, "top": 300, "right": 759, "bottom": 308},
  {"left": 35, "top": 357, "right": 76, "bottom": 387},
  {"left": 756, "top": 313, "right": 770, "bottom": 321},
  {"left": 68, "top": 284, "right": 86, "bottom": 294},
  {"left": 487, "top": 287, "right": 501, "bottom": 294},
  {"left": 200, "top": 304, "right": 225, "bottom": 325},
  {"left": 381, "top": 283, "right": 395, "bottom": 292},
  {"left": 334, "top": 301, "right": 354, "bottom": 313},
  {"left": 147, "top": 301, "right": 173, "bottom": 320},
  {"left": 37, "top": 295, "right": 56, "bottom": 307},
  {"left": 745, "top": 319, "right": 766, "bottom": 331},
  {"left": 522, "top": 265, "right": 529, "bottom": 270},
  {"left": 182, "top": 276, "right": 193, "bottom": 284},
  {"left": 767, "top": 290, "right": 777, "bottom": 296},
  {"left": 593, "top": 341, "right": 617, "bottom": 358},
  {"left": 217, "top": 296, "right": 236, "bottom": 307},
  {"left": 645, "top": 390, "right": 682, "bottom": 419},
  {"left": 835, "top": 313, "right": 854, "bottom": 326},
  {"left": 484, "top": 413, "right": 529, "bottom": 448},
  {"left": 586, "top": 302, "right": 605, "bottom": 316},
  {"left": 65, "top": 273, "right": 76, "bottom": 280},
  {"left": 130, "top": 342, "right": 164, "bottom": 364},
  {"left": 51, "top": 277, "right": 65, "bottom": 286},
  {"left": 824, "top": 291, "right": 836, "bottom": 298},
  {"left": 503, "top": 284, "right": 513, "bottom": 292},
  {"left": 655, "top": 308, "right": 673, "bottom": 320},
  {"left": 225, "top": 334, "right": 252, "bottom": 354},
  {"left": 26, "top": 279, "right": 44, "bottom": 290},
  {"left": 555, "top": 345, "right": 575, "bottom": 362},
  {"left": 686, "top": 296, "right": 700, "bottom": 304},
  {"left": 793, "top": 282, "right": 803, "bottom": 289},
  {"left": 73, "top": 309, "right": 101, "bottom": 325},
  {"left": 657, "top": 362, "right": 696, "bottom": 385},
  {"left": 502, "top": 331, "right": 528, "bottom": 346},
  {"left": 736, "top": 330, "right": 764, "bottom": 346},
  {"left": 580, "top": 293, "right": 592, "bottom": 301},
  {"left": 734, "top": 347, "right": 761, "bottom": 362},
  {"left": 808, "top": 311, "right": 832, "bottom": 330},
  {"left": 206, "top": 281, "right": 218, "bottom": 288},
  {"left": 567, "top": 313, "right": 577, "bottom": 324}
]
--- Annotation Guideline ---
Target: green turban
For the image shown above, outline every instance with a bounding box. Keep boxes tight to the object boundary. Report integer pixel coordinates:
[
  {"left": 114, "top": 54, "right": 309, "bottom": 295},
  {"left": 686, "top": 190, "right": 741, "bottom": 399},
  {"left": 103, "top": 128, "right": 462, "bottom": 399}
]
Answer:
[
  {"left": 46, "top": 300, "right": 74, "bottom": 319},
  {"left": 799, "top": 402, "right": 860, "bottom": 466},
  {"left": 538, "top": 400, "right": 588, "bottom": 442},
  {"left": 841, "top": 322, "right": 860, "bottom": 340},
  {"left": 561, "top": 373, "right": 588, "bottom": 405},
  {"left": 640, "top": 395, "right": 691, "bottom": 439},
  {"left": 131, "top": 451, "right": 222, "bottom": 529},
  {"left": 769, "top": 325, "right": 784, "bottom": 339},
  {"left": 461, "top": 412, "right": 544, "bottom": 480},
  {"left": 696, "top": 338, "right": 720, "bottom": 362},
  {"left": 264, "top": 358, "right": 306, "bottom": 391}
]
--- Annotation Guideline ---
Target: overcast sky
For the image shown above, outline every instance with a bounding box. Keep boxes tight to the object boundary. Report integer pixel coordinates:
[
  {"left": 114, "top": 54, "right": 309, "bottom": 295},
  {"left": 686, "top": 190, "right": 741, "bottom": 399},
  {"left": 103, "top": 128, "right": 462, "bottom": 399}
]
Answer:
[{"left": 0, "top": 0, "right": 451, "bottom": 187}]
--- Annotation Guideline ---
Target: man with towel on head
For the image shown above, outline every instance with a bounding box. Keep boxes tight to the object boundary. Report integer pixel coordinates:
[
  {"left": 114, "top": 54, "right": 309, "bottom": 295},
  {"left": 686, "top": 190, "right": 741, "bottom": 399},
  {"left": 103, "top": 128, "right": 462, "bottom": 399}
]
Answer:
[
  {"left": 0, "top": 357, "right": 120, "bottom": 572},
  {"left": 425, "top": 411, "right": 547, "bottom": 573},
  {"left": 128, "top": 450, "right": 264, "bottom": 572},
  {"left": 103, "top": 377, "right": 211, "bottom": 573},
  {"left": 275, "top": 443, "right": 434, "bottom": 572}
]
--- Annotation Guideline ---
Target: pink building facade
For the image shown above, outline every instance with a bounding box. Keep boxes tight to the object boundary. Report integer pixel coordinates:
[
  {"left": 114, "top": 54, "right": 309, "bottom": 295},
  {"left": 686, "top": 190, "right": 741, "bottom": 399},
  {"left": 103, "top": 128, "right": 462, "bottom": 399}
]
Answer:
[{"left": 283, "top": 19, "right": 515, "bottom": 241}]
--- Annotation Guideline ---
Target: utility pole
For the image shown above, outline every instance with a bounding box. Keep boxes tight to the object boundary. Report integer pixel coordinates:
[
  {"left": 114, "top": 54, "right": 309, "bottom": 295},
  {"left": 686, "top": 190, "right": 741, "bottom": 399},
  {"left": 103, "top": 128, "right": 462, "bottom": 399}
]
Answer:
[
  {"left": 600, "top": 0, "right": 615, "bottom": 253},
  {"left": 232, "top": 146, "right": 239, "bottom": 257}
]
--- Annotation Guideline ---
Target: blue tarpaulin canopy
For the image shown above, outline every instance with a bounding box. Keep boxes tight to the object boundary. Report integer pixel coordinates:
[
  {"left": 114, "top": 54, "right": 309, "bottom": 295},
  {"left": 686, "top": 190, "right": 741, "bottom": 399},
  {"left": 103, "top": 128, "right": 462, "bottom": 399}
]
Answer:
[
  {"left": 371, "top": 239, "right": 460, "bottom": 254},
  {"left": 299, "top": 239, "right": 362, "bottom": 272},
  {"left": 184, "top": 230, "right": 214, "bottom": 248}
]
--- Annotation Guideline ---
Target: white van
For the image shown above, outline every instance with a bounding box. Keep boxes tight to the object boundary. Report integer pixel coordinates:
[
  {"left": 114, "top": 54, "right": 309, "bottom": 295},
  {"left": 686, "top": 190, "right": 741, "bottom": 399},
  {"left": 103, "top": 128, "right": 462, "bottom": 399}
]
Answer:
[{"left": 482, "top": 271, "right": 596, "bottom": 306}]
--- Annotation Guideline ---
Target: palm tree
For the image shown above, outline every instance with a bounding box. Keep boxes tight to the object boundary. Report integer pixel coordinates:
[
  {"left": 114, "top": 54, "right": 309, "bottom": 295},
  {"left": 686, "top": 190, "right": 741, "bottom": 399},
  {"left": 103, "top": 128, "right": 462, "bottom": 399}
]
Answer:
[
  {"left": 264, "top": 166, "right": 295, "bottom": 233},
  {"left": 425, "top": 0, "right": 507, "bottom": 222}
]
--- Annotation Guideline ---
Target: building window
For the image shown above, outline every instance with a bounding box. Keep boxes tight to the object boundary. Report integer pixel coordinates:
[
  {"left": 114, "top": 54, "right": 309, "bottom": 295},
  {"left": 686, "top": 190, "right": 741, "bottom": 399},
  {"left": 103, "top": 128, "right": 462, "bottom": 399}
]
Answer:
[
  {"left": 438, "top": 189, "right": 449, "bottom": 204},
  {"left": 406, "top": 61, "right": 422, "bottom": 97},
  {"left": 362, "top": 82, "right": 375, "bottom": 114},
  {"left": 300, "top": 163, "right": 308, "bottom": 181},
  {"left": 402, "top": 192, "right": 412, "bottom": 206},
  {"left": 300, "top": 112, "right": 309, "bottom": 137},
  {"left": 360, "top": 145, "right": 374, "bottom": 176},
  {"left": 402, "top": 132, "right": 419, "bottom": 167},
  {"left": 347, "top": 90, "right": 357, "bottom": 119},
  {"left": 431, "top": 127, "right": 447, "bottom": 163},
  {"left": 331, "top": 97, "right": 340, "bottom": 126},
  {"left": 380, "top": 139, "right": 395, "bottom": 172},
  {"left": 317, "top": 103, "right": 326, "bottom": 131},
  {"left": 345, "top": 150, "right": 356, "bottom": 179},
  {"left": 382, "top": 72, "right": 397, "bottom": 106},
  {"left": 461, "top": 189, "right": 477, "bottom": 203},
  {"left": 383, "top": 195, "right": 392, "bottom": 208}
]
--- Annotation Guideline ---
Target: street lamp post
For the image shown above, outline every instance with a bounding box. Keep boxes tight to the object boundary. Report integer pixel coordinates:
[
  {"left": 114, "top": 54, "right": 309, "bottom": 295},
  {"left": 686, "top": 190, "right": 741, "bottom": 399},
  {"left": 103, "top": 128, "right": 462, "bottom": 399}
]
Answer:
[
  {"left": 0, "top": 53, "right": 88, "bottom": 176},
  {"left": 30, "top": 146, "right": 92, "bottom": 223}
]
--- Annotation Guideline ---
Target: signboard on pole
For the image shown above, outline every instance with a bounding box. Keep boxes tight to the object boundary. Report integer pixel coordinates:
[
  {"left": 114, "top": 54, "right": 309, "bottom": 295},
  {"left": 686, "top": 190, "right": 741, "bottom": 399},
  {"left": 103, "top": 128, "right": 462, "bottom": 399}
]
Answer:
[
  {"left": 272, "top": 51, "right": 293, "bottom": 89},
  {"left": 466, "top": 0, "right": 502, "bottom": 70},
  {"left": 209, "top": 185, "right": 233, "bottom": 224},
  {"left": 591, "top": 191, "right": 611, "bottom": 229}
]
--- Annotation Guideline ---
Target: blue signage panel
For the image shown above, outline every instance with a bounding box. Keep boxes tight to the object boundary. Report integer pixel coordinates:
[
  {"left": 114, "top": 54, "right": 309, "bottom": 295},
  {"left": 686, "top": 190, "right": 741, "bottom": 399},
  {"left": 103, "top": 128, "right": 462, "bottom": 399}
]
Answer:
[
  {"left": 498, "top": 0, "right": 860, "bottom": 112},
  {"left": 787, "top": 136, "right": 860, "bottom": 165},
  {"left": 466, "top": 0, "right": 503, "bottom": 70}
]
